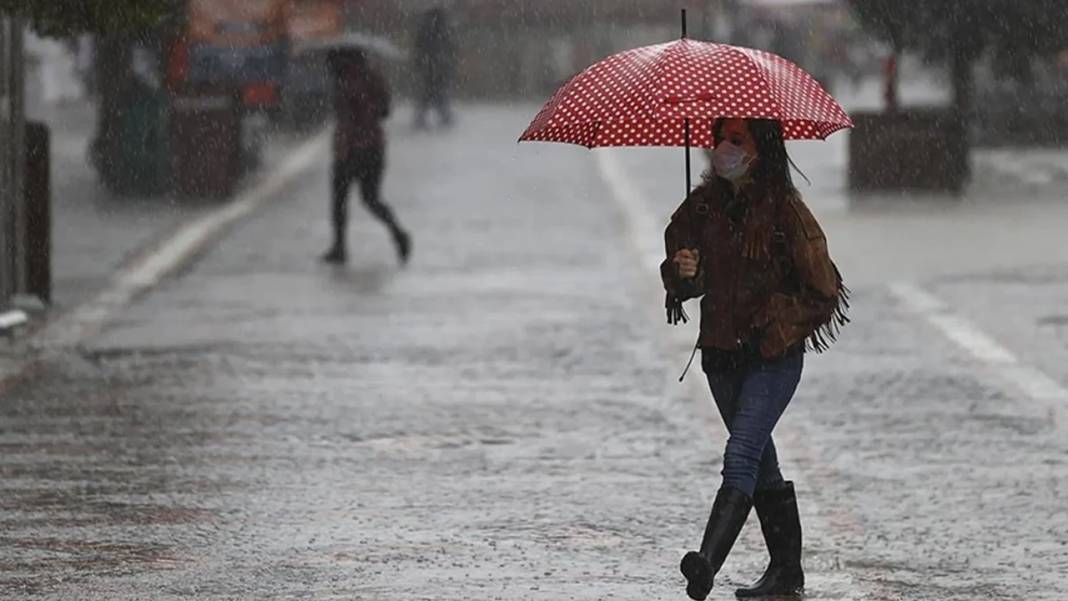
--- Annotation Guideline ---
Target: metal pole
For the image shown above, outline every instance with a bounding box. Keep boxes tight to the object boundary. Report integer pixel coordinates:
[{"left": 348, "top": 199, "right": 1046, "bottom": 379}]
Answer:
[
  {"left": 682, "top": 9, "right": 690, "bottom": 195},
  {"left": 25, "top": 122, "right": 49, "bottom": 304},
  {"left": 0, "top": 19, "right": 12, "bottom": 307},
  {"left": 685, "top": 118, "right": 692, "bottom": 195}
]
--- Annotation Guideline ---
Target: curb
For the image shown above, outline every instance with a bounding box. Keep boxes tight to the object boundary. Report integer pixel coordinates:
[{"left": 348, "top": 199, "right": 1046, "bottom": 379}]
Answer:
[{"left": 0, "top": 129, "right": 330, "bottom": 393}]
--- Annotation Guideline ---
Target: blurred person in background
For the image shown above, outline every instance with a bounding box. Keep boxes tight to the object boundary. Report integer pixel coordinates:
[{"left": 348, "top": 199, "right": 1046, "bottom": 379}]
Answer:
[
  {"left": 322, "top": 48, "right": 411, "bottom": 265},
  {"left": 668, "top": 118, "right": 848, "bottom": 601},
  {"left": 412, "top": 5, "right": 455, "bottom": 129}
]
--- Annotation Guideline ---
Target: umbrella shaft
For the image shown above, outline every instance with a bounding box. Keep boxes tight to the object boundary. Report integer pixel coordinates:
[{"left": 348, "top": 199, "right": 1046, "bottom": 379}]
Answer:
[{"left": 684, "top": 118, "right": 691, "bottom": 196}]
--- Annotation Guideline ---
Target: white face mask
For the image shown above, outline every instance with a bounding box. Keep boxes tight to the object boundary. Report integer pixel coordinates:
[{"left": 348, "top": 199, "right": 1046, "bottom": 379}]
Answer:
[{"left": 712, "top": 141, "right": 754, "bottom": 182}]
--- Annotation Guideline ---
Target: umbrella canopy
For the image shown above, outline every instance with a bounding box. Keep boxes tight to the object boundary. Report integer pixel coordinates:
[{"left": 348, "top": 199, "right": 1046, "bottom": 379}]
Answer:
[
  {"left": 294, "top": 31, "right": 408, "bottom": 61},
  {"left": 520, "top": 38, "right": 852, "bottom": 149}
]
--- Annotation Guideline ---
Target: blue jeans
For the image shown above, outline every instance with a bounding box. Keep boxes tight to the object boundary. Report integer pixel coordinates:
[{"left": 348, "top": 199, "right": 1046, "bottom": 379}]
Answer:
[{"left": 702, "top": 349, "right": 804, "bottom": 498}]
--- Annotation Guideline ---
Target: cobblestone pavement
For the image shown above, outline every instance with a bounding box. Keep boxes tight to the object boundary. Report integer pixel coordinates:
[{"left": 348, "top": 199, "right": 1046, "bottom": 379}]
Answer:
[{"left": 1, "top": 104, "right": 1066, "bottom": 600}]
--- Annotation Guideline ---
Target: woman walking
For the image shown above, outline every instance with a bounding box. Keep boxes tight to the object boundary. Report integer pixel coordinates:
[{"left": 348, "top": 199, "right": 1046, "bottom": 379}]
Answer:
[
  {"left": 322, "top": 48, "right": 411, "bottom": 265},
  {"left": 665, "top": 118, "right": 849, "bottom": 600}
]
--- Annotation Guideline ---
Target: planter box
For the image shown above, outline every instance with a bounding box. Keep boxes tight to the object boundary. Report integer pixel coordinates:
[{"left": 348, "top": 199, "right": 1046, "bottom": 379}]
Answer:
[
  {"left": 848, "top": 110, "right": 970, "bottom": 195},
  {"left": 170, "top": 88, "right": 241, "bottom": 198}
]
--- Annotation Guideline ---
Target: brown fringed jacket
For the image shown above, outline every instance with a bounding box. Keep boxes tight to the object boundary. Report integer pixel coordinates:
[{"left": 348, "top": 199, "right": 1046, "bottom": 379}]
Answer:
[{"left": 660, "top": 178, "right": 849, "bottom": 359}]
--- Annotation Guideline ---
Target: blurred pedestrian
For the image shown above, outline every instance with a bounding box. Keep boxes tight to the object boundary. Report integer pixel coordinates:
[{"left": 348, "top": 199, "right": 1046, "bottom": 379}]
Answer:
[
  {"left": 883, "top": 53, "right": 899, "bottom": 113},
  {"left": 322, "top": 48, "right": 411, "bottom": 265},
  {"left": 412, "top": 6, "right": 455, "bottom": 129},
  {"left": 666, "top": 118, "right": 848, "bottom": 600}
]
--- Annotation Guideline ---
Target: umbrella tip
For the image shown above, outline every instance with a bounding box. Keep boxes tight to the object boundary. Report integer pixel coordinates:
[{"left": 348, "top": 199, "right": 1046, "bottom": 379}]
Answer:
[{"left": 681, "top": 8, "right": 687, "bottom": 38}]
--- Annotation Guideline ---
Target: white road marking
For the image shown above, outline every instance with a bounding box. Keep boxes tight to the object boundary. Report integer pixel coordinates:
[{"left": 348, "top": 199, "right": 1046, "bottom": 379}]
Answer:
[
  {"left": 890, "top": 282, "right": 1068, "bottom": 419},
  {"left": 0, "top": 310, "right": 29, "bottom": 331},
  {"left": 35, "top": 130, "right": 331, "bottom": 349}
]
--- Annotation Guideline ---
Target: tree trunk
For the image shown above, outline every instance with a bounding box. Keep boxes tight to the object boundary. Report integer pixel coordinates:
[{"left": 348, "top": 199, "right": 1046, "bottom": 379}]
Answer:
[
  {"left": 883, "top": 50, "right": 899, "bottom": 113},
  {"left": 950, "top": 48, "right": 973, "bottom": 122},
  {"left": 91, "top": 36, "right": 139, "bottom": 191},
  {"left": 948, "top": 45, "right": 973, "bottom": 188},
  {"left": 93, "top": 36, "right": 130, "bottom": 142}
]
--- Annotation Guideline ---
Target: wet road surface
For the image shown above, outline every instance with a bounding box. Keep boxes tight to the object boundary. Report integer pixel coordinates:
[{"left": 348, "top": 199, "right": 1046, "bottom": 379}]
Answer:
[{"left": 2, "top": 105, "right": 1067, "bottom": 600}]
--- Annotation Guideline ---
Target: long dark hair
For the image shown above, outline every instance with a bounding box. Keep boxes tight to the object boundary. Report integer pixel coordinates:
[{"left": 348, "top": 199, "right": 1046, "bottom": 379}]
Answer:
[{"left": 711, "top": 118, "right": 808, "bottom": 197}]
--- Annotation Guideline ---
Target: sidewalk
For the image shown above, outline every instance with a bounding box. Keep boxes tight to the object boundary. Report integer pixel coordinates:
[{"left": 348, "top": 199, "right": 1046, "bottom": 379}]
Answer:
[
  {"left": 32, "top": 102, "right": 204, "bottom": 313},
  {"left": 0, "top": 104, "right": 1066, "bottom": 600},
  {"left": 28, "top": 101, "right": 317, "bottom": 315}
]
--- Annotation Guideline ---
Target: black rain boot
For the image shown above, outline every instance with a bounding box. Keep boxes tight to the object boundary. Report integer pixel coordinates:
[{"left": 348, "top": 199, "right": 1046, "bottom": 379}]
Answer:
[
  {"left": 735, "top": 481, "right": 805, "bottom": 598},
  {"left": 321, "top": 243, "right": 347, "bottom": 264},
  {"left": 392, "top": 227, "right": 412, "bottom": 265},
  {"left": 681, "top": 487, "right": 753, "bottom": 601},
  {"left": 323, "top": 212, "right": 347, "bottom": 264}
]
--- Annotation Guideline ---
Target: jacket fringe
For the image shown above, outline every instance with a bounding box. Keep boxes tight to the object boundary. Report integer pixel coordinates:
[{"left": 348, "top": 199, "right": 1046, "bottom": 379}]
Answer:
[
  {"left": 666, "top": 294, "right": 689, "bottom": 325},
  {"left": 805, "top": 266, "right": 850, "bottom": 353}
]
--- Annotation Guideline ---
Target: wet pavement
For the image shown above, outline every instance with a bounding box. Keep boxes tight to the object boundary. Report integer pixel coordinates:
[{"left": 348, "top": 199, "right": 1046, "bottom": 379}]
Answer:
[{"left": 1, "top": 104, "right": 1067, "bottom": 600}]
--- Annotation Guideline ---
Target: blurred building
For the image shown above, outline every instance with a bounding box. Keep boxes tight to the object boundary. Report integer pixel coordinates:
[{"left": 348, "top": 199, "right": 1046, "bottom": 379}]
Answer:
[
  {"left": 344, "top": 0, "right": 858, "bottom": 100},
  {"left": 344, "top": 0, "right": 726, "bottom": 99}
]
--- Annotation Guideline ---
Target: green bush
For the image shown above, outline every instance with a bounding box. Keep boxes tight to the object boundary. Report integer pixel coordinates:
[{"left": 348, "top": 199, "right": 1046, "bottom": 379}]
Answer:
[{"left": 0, "top": 0, "right": 181, "bottom": 36}]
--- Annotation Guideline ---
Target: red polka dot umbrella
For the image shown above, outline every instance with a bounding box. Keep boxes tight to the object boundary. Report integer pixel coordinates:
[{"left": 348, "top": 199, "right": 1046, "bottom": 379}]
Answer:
[{"left": 519, "top": 31, "right": 853, "bottom": 190}]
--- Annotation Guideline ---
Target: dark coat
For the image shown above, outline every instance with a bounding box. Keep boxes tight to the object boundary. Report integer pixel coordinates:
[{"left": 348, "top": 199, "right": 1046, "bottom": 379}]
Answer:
[
  {"left": 661, "top": 177, "right": 848, "bottom": 358},
  {"left": 333, "top": 62, "right": 391, "bottom": 158},
  {"left": 413, "top": 9, "right": 453, "bottom": 85}
]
